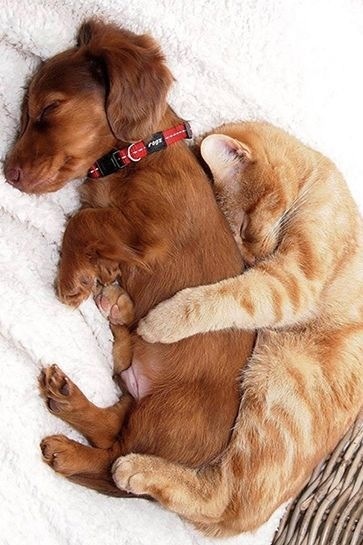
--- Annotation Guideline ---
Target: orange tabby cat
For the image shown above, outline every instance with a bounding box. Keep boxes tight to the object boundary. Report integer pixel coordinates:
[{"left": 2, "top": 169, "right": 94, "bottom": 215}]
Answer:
[{"left": 112, "top": 122, "right": 363, "bottom": 536}]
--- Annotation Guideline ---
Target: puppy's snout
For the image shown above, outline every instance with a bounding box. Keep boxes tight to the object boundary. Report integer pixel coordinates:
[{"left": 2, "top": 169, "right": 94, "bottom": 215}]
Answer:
[{"left": 5, "top": 166, "right": 23, "bottom": 186}]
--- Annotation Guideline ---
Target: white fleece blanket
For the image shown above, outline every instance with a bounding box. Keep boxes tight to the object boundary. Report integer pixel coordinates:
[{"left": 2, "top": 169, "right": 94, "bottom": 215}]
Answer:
[{"left": 1, "top": 1, "right": 362, "bottom": 544}]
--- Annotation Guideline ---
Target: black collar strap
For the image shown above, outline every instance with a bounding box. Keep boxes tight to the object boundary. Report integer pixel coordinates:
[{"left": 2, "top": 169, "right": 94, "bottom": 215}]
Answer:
[{"left": 87, "top": 121, "right": 192, "bottom": 179}]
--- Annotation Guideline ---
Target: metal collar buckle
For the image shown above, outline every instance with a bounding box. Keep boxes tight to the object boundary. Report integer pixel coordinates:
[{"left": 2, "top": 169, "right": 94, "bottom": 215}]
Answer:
[{"left": 127, "top": 144, "right": 141, "bottom": 162}]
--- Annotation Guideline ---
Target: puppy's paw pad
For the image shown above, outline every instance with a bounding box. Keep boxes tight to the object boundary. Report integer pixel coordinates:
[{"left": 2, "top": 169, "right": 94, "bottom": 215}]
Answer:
[
  {"left": 110, "top": 293, "right": 134, "bottom": 325},
  {"left": 39, "top": 364, "right": 70, "bottom": 393},
  {"left": 40, "top": 435, "right": 76, "bottom": 475},
  {"left": 95, "top": 285, "right": 134, "bottom": 325},
  {"left": 39, "top": 365, "right": 79, "bottom": 415}
]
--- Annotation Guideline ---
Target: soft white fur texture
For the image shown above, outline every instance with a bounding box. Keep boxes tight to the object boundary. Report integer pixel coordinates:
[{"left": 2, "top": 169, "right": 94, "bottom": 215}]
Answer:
[{"left": 0, "top": 1, "right": 362, "bottom": 544}]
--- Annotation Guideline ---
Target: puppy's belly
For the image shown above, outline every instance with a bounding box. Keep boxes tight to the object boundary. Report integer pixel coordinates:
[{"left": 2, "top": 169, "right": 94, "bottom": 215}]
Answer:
[{"left": 121, "top": 357, "right": 151, "bottom": 400}]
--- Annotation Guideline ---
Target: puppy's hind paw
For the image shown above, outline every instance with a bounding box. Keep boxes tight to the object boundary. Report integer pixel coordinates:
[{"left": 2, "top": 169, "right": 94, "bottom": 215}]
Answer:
[{"left": 39, "top": 364, "right": 85, "bottom": 416}]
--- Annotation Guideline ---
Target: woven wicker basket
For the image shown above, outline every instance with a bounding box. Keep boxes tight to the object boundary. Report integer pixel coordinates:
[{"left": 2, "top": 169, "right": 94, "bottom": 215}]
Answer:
[{"left": 272, "top": 416, "right": 363, "bottom": 545}]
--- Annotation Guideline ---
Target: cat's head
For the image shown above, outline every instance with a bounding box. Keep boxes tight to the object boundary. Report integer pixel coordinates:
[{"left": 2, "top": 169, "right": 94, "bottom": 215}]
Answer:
[{"left": 201, "top": 122, "right": 301, "bottom": 264}]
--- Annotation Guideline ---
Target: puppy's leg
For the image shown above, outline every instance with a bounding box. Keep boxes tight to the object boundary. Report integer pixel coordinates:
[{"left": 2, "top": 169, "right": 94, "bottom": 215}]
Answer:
[
  {"left": 57, "top": 208, "right": 143, "bottom": 307},
  {"left": 39, "top": 365, "right": 133, "bottom": 449},
  {"left": 95, "top": 284, "right": 135, "bottom": 376},
  {"left": 40, "top": 436, "right": 141, "bottom": 497},
  {"left": 40, "top": 435, "right": 113, "bottom": 476}
]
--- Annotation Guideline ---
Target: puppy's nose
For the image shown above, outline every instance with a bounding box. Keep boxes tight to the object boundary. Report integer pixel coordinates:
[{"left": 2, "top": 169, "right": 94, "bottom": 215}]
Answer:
[{"left": 5, "top": 167, "right": 23, "bottom": 186}]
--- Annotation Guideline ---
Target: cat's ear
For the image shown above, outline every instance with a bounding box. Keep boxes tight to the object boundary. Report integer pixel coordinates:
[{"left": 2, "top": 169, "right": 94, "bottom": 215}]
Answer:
[{"left": 200, "top": 134, "right": 252, "bottom": 182}]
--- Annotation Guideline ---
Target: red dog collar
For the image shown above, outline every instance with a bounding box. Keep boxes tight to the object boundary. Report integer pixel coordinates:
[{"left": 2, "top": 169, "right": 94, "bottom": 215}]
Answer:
[{"left": 88, "top": 121, "right": 192, "bottom": 179}]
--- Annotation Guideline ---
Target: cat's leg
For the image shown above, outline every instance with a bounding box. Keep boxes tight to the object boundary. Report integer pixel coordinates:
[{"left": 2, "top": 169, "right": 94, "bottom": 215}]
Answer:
[
  {"left": 112, "top": 454, "right": 229, "bottom": 523},
  {"left": 138, "top": 234, "right": 332, "bottom": 343},
  {"left": 113, "top": 329, "right": 363, "bottom": 535},
  {"left": 39, "top": 365, "right": 133, "bottom": 449}
]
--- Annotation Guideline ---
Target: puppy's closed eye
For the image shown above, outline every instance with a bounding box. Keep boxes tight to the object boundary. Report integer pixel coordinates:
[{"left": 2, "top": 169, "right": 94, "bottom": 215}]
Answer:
[{"left": 37, "top": 101, "right": 60, "bottom": 122}]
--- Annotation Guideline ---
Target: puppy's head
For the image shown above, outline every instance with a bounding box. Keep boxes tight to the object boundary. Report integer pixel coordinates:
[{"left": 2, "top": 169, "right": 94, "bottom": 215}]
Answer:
[{"left": 4, "top": 20, "right": 173, "bottom": 193}]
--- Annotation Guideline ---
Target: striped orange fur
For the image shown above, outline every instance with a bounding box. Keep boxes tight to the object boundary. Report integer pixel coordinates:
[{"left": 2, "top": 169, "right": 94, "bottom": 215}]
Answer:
[{"left": 115, "top": 122, "right": 363, "bottom": 536}]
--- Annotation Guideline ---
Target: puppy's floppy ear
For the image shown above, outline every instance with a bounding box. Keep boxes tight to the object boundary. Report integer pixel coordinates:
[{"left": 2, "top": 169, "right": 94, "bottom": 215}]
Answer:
[
  {"left": 104, "top": 34, "right": 173, "bottom": 141},
  {"left": 201, "top": 134, "right": 253, "bottom": 183},
  {"left": 77, "top": 20, "right": 174, "bottom": 142}
]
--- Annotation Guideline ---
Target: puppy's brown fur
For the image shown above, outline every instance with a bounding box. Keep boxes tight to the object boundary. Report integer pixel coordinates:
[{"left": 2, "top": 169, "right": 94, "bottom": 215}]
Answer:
[{"left": 5, "top": 21, "right": 254, "bottom": 493}]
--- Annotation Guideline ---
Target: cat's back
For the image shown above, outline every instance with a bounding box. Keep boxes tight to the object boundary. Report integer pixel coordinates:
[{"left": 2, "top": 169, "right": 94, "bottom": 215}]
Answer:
[
  {"left": 321, "top": 213, "right": 363, "bottom": 325},
  {"left": 301, "top": 151, "right": 363, "bottom": 324}
]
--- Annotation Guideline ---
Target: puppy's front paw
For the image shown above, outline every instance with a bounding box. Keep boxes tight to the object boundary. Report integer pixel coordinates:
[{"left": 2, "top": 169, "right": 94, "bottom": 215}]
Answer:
[
  {"left": 57, "top": 265, "right": 96, "bottom": 307},
  {"left": 95, "top": 258, "right": 120, "bottom": 286}
]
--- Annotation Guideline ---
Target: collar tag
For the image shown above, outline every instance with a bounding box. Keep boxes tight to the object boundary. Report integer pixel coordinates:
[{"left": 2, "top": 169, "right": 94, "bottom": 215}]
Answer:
[{"left": 146, "top": 131, "right": 166, "bottom": 154}]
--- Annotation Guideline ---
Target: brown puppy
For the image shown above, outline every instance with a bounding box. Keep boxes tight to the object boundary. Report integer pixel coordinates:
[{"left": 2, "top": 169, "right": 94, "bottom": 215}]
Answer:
[{"left": 5, "top": 20, "right": 254, "bottom": 496}]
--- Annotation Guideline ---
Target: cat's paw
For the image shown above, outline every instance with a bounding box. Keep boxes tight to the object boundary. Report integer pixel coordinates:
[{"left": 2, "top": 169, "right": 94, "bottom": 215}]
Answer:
[
  {"left": 137, "top": 288, "right": 202, "bottom": 344},
  {"left": 112, "top": 453, "right": 167, "bottom": 497}
]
